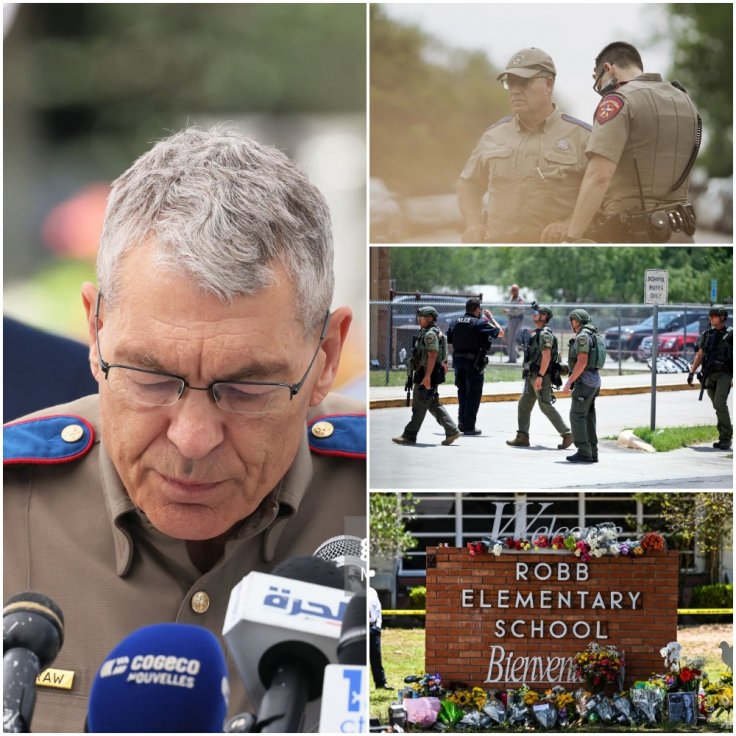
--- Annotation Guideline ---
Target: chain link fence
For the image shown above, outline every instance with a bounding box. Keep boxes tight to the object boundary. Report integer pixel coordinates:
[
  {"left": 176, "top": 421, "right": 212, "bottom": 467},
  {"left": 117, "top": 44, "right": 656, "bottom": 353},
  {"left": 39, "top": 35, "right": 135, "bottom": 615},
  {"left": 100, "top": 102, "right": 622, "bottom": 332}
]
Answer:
[{"left": 370, "top": 296, "right": 717, "bottom": 387}]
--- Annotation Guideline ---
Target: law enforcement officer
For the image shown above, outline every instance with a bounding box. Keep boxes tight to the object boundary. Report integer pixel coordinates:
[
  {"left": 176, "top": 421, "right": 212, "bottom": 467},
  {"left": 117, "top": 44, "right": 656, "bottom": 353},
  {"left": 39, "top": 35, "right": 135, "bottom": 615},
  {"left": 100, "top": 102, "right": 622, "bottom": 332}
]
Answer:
[
  {"left": 458, "top": 47, "right": 591, "bottom": 243},
  {"left": 393, "top": 306, "right": 460, "bottom": 446},
  {"left": 503, "top": 283, "right": 525, "bottom": 363},
  {"left": 3, "top": 126, "right": 365, "bottom": 732},
  {"left": 564, "top": 41, "right": 701, "bottom": 243},
  {"left": 447, "top": 298, "right": 503, "bottom": 435},
  {"left": 688, "top": 306, "right": 733, "bottom": 450},
  {"left": 562, "top": 309, "right": 602, "bottom": 463},
  {"left": 369, "top": 575, "right": 391, "bottom": 691},
  {"left": 507, "top": 304, "right": 572, "bottom": 450}
]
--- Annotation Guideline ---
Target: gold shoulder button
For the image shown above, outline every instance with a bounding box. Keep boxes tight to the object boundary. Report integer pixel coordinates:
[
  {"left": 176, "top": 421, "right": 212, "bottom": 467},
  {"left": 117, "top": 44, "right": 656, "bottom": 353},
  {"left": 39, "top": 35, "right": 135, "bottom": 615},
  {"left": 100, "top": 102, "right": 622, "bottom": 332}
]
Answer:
[{"left": 311, "top": 421, "right": 334, "bottom": 439}]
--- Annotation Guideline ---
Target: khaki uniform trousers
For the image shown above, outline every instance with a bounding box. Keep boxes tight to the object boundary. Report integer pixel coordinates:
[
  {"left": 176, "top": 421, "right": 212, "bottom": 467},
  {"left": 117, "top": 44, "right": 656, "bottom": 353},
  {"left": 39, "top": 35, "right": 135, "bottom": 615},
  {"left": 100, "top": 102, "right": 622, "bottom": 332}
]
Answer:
[
  {"left": 402, "top": 385, "right": 458, "bottom": 442},
  {"left": 518, "top": 374, "right": 570, "bottom": 437}
]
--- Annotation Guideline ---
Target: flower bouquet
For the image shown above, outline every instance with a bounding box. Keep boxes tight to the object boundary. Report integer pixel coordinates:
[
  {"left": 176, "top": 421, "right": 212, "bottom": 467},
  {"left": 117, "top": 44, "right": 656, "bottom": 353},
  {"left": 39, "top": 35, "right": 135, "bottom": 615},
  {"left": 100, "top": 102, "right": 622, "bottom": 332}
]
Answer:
[
  {"left": 482, "top": 691, "right": 506, "bottom": 725},
  {"left": 572, "top": 643, "right": 624, "bottom": 693},
  {"left": 640, "top": 531, "right": 666, "bottom": 552},
  {"left": 702, "top": 672, "right": 733, "bottom": 719},
  {"left": 531, "top": 691, "right": 558, "bottom": 729}
]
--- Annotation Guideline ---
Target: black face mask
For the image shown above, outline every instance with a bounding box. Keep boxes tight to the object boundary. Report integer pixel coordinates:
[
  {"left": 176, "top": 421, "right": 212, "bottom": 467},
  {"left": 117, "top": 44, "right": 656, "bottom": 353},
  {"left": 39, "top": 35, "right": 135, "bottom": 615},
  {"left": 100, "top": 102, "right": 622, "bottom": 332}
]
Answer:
[{"left": 596, "top": 75, "right": 618, "bottom": 96}]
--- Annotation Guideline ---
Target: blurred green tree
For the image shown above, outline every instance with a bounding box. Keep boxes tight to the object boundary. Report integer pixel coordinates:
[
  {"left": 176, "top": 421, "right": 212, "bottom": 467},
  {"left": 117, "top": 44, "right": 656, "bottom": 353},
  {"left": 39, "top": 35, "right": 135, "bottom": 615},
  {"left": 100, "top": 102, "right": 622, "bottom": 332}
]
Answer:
[
  {"left": 370, "top": 5, "right": 506, "bottom": 196},
  {"left": 391, "top": 246, "right": 733, "bottom": 304},
  {"left": 667, "top": 4, "right": 733, "bottom": 177}
]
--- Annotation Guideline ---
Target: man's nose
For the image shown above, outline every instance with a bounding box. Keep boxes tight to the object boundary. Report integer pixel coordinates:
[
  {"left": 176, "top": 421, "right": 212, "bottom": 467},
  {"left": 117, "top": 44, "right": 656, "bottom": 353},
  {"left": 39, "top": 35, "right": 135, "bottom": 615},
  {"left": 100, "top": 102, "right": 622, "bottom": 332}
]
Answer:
[{"left": 165, "top": 390, "right": 226, "bottom": 460}]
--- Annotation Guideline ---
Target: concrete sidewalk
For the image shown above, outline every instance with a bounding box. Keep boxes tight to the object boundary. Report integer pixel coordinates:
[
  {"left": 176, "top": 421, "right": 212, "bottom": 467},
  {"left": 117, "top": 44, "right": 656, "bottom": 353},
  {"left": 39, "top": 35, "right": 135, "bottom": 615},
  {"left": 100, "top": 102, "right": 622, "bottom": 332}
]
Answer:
[
  {"left": 371, "top": 372, "right": 698, "bottom": 408},
  {"left": 369, "top": 375, "right": 733, "bottom": 490}
]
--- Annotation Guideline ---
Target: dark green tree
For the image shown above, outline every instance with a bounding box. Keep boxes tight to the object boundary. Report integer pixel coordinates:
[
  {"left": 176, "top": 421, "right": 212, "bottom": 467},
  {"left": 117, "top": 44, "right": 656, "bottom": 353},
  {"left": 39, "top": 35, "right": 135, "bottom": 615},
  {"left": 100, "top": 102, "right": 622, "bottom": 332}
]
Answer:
[{"left": 369, "top": 492, "right": 418, "bottom": 560}]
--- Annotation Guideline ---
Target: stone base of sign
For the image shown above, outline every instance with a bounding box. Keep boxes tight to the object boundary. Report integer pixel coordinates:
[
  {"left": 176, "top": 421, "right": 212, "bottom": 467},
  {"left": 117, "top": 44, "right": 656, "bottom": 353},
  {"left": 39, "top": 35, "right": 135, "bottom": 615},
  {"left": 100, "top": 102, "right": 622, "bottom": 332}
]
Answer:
[{"left": 425, "top": 548, "right": 678, "bottom": 689}]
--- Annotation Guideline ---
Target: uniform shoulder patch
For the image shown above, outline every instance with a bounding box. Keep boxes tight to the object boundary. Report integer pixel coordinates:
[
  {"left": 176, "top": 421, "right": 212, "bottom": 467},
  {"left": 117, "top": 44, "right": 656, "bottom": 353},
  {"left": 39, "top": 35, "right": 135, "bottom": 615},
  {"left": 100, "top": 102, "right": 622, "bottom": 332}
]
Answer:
[
  {"left": 595, "top": 95, "right": 625, "bottom": 125},
  {"left": 4, "top": 414, "right": 95, "bottom": 466},
  {"left": 485, "top": 115, "right": 513, "bottom": 132},
  {"left": 308, "top": 413, "right": 366, "bottom": 459},
  {"left": 561, "top": 113, "right": 592, "bottom": 132}
]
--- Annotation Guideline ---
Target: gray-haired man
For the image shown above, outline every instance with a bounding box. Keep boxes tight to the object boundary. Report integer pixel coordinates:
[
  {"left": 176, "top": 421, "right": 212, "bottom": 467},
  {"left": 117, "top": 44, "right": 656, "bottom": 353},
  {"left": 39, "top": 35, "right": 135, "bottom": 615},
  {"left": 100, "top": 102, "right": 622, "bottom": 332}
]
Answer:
[{"left": 4, "top": 126, "right": 366, "bottom": 731}]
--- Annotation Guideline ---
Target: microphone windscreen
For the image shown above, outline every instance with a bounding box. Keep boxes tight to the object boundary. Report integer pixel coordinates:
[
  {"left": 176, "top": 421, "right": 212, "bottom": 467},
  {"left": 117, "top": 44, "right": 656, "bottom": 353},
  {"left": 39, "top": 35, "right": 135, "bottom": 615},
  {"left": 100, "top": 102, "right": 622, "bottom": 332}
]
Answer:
[
  {"left": 337, "top": 594, "right": 366, "bottom": 665},
  {"left": 271, "top": 555, "right": 345, "bottom": 590},
  {"left": 87, "top": 623, "right": 228, "bottom": 733}
]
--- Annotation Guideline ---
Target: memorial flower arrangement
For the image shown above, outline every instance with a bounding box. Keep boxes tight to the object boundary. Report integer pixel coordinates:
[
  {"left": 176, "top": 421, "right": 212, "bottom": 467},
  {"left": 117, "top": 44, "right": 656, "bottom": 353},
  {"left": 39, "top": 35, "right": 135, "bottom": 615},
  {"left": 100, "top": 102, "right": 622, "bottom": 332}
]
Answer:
[
  {"left": 702, "top": 672, "right": 733, "bottom": 718},
  {"left": 447, "top": 686, "right": 487, "bottom": 711},
  {"left": 640, "top": 531, "right": 666, "bottom": 552},
  {"left": 657, "top": 641, "right": 704, "bottom": 692},
  {"left": 406, "top": 672, "right": 444, "bottom": 698},
  {"left": 573, "top": 643, "right": 624, "bottom": 692},
  {"left": 474, "top": 522, "right": 657, "bottom": 561}
]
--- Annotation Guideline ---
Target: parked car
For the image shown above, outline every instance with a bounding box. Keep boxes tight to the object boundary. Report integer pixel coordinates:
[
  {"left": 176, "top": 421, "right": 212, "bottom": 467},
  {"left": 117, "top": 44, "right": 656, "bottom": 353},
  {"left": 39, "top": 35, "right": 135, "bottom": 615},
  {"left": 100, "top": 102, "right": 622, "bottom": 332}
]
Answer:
[
  {"left": 638, "top": 320, "right": 702, "bottom": 362},
  {"left": 370, "top": 177, "right": 403, "bottom": 242},
  {"left": 639, "top": 311, "right": 733, "bottom": 361},
  {"left": 604, "top": 309, "right": 710, "bottom": 361}
]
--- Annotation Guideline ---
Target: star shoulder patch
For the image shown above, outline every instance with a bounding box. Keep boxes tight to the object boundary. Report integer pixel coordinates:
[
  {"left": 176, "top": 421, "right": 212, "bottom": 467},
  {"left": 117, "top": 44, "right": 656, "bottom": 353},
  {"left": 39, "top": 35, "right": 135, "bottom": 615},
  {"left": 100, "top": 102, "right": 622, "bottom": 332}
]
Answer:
[{"left": 595, "top": 95, "right": 625, "bottom": 125}]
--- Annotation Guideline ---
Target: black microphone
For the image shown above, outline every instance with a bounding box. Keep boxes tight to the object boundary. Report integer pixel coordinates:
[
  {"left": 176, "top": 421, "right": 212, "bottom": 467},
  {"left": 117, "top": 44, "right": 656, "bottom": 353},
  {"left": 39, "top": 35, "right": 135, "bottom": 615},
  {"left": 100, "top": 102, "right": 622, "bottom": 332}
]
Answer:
[
  {"left": 3, "top": 592, "right": 64, "bottom": 733},
  {"left": 337, "top": 594, "right": 366, "bottom": 666}
]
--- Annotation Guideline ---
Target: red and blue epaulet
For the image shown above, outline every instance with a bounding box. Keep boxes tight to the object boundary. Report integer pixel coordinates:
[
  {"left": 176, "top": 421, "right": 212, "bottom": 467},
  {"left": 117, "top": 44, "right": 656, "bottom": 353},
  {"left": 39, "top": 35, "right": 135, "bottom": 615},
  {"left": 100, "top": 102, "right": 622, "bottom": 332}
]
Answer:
[
  {"left": 307, "top": 414, "right": 366, "bottom": 459},
  {"left": 3, "top": 415, "right": 95, "bottom": 465}
]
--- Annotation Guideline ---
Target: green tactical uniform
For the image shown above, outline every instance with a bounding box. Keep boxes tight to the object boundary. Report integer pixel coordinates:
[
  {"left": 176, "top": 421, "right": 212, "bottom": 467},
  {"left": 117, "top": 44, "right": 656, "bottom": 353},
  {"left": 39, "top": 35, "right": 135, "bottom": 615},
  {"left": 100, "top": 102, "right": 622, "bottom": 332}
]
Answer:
[
  {"left": 517, "top": 326, "right": 570, "bottom": 437},
  {"left": 399, "top": 324, "right": 459, "bottom": 444},
  {"left": 568, "top": 325, "right": 601, "bottom": 459},
  {"left": 697, "top": 325, "right": 733, "bottom": 446}
]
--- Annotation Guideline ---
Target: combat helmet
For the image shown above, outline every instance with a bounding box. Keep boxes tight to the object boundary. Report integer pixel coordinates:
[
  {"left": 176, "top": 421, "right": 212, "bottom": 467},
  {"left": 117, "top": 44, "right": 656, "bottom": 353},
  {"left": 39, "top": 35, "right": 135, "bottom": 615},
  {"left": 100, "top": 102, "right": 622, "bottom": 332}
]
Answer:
[
  {"left": 708, "top": 305, "right": 729, "bottom": 319},
  {"left": 417, "top": 305, "right": 438, "bottom": 319},
  {"left": 533, "top": 304, "right": 553, "bottom": 320},
  {"left": 568, "top": 308, "right": 591, "bottom": 323}
]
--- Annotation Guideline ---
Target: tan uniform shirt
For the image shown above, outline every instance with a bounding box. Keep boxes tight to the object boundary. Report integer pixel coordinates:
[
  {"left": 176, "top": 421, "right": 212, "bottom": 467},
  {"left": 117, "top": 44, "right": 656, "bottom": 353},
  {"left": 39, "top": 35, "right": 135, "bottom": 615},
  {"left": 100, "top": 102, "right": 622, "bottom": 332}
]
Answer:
[
  {"left": 459, "top": 106, "right": 591, "bottom": 242},
  {"left": 4, "top": 393, "right": 366, "bottom": 732},
  {"left": 587, "top": 73, "right": 700, "bottom": 216}
]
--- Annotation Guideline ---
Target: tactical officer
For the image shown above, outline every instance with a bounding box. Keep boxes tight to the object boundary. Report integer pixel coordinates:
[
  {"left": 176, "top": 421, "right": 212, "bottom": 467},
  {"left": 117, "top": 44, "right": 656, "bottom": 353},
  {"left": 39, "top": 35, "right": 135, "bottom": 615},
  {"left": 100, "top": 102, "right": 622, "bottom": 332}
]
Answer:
[
  {"left": 458, "top": 47, "right": 591, "bottom": 243},
  {"left": 4, "top": 126, "right": 365, "bottom": 732},
  {"left": 563, "top": 309, "right": 603, "bottom": 463},
  {"left": 447, "top": 298, "right": 503, "bottom": 435},
  {"left": 393, "top": 306, "right": 460, "bottom": 446},
  {"left": 688, "top": 306, "right": 733, "bottom": 450},
  {"left": 507, "top": 304, "right": 572, "bottom": 449},
  {"left": 564, "top": 41, "right": 701, "bottom": 243}
]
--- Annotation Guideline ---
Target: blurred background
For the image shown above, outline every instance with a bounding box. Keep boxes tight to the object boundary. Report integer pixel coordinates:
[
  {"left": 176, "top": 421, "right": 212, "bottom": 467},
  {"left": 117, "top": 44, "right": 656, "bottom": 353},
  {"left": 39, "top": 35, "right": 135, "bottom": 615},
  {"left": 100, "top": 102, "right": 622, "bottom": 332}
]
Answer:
[
  {"left": 370, "top": 3, "right": 733, "bottom": 243},
  {"left": 4, "top": 3, "right": 367, "bottom": 398}
]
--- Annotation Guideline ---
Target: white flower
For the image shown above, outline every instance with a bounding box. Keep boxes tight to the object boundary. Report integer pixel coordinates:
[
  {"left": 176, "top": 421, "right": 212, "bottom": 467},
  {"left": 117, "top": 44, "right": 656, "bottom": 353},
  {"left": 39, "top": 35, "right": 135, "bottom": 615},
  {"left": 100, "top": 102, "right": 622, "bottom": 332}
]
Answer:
[{"left": 492, "top": 543, "right": 503, "bottom": 557}]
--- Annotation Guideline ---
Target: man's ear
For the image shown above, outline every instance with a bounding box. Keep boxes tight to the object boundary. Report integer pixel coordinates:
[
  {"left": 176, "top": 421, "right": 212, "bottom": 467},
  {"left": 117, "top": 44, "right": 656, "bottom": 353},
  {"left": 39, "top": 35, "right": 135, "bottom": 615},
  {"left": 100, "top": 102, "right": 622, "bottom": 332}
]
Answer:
[
  {"left": 308, "top": 306, "right": 352, "bottom": 407},
  {"left": 81, "top": 282, "right": 102, "bottom": 381}
]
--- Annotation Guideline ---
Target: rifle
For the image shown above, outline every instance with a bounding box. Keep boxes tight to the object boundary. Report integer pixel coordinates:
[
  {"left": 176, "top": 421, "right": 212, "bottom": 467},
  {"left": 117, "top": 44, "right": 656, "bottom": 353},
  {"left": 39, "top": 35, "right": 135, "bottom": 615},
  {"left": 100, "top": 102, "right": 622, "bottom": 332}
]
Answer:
[
  {"left": 520, "top": 328, "right": 531, "bottom": 378},
  {"left": 404, "top": 371, "right": 413, "bottom": 406}
]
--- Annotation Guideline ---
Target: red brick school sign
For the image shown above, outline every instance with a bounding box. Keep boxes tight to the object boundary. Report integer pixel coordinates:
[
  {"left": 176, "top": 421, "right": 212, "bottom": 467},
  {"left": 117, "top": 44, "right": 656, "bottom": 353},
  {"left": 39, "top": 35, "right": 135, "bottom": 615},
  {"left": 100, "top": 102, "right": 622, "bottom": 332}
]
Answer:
[{"left": 425, "top": 546, "right": 678, "bottom": 689}]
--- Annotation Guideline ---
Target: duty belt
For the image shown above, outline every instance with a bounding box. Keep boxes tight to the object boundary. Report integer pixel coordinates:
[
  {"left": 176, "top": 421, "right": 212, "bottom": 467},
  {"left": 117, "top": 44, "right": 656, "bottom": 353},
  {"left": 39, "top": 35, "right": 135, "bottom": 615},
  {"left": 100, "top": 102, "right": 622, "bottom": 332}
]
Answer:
[
  {"left": 454, "top": 352, "right": 479, "bottom": 359},
  {"left": 588, "top": 202, "right": 695, "bottom": 243}
]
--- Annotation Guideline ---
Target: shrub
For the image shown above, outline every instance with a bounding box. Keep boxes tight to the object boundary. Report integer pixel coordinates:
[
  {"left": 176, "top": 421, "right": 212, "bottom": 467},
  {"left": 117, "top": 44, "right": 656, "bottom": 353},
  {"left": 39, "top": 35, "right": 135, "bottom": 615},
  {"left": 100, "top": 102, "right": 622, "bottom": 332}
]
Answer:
[{"left": 408, "top": 585, "right": 426, "bottom": 609}]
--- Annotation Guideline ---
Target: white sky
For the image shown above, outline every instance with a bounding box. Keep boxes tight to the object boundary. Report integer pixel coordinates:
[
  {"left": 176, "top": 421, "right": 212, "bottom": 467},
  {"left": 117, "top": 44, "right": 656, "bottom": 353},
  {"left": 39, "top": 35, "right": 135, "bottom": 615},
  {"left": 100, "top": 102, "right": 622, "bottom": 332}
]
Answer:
[{"left": 379, "top": 3, "right": 674, "bottom": 121}]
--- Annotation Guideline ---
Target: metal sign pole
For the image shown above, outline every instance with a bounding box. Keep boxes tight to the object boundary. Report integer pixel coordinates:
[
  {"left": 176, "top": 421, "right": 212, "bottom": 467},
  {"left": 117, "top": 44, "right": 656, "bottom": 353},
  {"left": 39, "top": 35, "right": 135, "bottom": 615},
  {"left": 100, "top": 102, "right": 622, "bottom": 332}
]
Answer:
[{"left": 650, "top": 303, "right": 658, "bottom": 431}]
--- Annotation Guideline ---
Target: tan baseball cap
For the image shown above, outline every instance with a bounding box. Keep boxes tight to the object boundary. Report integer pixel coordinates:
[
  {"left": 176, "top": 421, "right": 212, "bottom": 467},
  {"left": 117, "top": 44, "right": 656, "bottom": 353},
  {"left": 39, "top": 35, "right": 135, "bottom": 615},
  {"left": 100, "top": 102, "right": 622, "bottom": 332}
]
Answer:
[{"left": 496, "top": 47, "right": 557, "bottom": 81}]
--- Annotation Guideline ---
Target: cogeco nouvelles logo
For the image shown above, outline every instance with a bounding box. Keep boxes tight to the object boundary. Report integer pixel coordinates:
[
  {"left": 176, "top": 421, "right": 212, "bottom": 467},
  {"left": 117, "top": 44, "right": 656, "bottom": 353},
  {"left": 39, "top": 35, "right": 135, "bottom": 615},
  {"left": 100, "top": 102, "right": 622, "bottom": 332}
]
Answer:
[{"left": 99, "top": 653, "right": 201, "bottom": 689}]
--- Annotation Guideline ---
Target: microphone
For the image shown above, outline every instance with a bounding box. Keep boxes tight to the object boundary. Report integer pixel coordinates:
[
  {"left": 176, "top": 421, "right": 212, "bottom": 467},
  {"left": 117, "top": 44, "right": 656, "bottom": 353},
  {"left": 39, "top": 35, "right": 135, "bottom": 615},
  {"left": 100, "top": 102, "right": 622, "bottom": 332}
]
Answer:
[
  {"left": 223, "top": 556, "right": 351, "bottom": 733},
  {"left": 86, "top": 623, "right": 228, "bottom": 733},
  {"left": 313, "top": 535, "right": 366, "bottom": 592},
  {"left": 337, "top": 593, "right": 366, "bottom": 666},
  {"left": 3, "top": 592, "right": 64, "bottom": 733},
  {"left": 319, "top": 594, "right": 367, "bottom": 733}
]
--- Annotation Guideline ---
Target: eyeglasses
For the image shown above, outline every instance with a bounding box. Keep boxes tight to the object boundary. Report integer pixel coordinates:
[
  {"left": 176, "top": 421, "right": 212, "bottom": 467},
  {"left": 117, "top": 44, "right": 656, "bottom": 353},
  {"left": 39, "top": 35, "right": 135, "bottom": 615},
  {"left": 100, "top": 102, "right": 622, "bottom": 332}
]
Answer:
[
  {"left": 94, "top": 292, "right": 330, "bottom": 415},
  {"left": 501, "top": 73, "right": 549, "bottom": 91}
]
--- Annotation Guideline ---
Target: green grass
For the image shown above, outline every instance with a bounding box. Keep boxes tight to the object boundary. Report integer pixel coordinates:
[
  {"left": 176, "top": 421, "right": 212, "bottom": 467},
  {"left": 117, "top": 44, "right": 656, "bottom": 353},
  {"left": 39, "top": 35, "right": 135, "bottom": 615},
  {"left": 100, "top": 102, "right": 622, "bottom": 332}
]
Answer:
[
  {"left": 370, "top": 627, "right": 733, "bottom": 731},
  {"left": 632, "top": 425, "right": 720, "bottom": 452}
]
